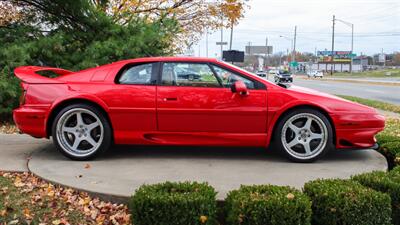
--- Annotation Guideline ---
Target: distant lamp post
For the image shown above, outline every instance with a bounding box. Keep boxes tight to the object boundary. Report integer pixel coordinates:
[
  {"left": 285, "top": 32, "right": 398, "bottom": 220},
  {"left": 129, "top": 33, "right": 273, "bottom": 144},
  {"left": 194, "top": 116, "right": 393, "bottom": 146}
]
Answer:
[
  {"left": 334, "top": 18, "right": 354, "bottom": 73},
  {"left": 279, "top": 35, "right": 294, "bottom": 68}
]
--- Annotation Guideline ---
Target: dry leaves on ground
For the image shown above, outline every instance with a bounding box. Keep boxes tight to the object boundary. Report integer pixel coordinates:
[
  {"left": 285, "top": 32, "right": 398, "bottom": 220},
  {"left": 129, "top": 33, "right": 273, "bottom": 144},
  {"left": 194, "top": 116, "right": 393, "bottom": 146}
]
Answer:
[{"left": 0, "top": 171, "right": 131, "bottom": 224}]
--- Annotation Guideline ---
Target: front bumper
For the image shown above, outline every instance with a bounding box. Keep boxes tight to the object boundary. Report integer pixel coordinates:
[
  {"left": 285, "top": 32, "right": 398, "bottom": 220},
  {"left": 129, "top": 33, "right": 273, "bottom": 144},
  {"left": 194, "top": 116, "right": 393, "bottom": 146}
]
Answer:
[
  {"left": 13, "top": 106, "right": 48, "bottom": 138},
  {"left": 333, "top": 112, "right": 385, "bottom": 149},
  {"left": 278, "top": 77, "right": 293, "bottom": 82}
]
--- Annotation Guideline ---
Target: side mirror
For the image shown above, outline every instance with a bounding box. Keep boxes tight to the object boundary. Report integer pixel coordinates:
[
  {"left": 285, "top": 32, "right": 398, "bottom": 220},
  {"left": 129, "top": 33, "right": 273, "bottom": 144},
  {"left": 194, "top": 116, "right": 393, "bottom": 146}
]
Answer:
[{"left": 230, "top": 80, "right": 248, "bottom": 96}]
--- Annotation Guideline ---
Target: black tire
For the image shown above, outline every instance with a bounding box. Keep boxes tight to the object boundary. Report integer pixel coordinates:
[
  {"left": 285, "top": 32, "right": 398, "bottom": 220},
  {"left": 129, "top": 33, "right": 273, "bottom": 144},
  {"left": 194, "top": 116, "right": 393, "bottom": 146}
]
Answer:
[
  {"left": 273, "top": 108, "right": 334, "bottom": 163},
  {"left": 51, "top": 103, "right": 112, "bottom": 160}
]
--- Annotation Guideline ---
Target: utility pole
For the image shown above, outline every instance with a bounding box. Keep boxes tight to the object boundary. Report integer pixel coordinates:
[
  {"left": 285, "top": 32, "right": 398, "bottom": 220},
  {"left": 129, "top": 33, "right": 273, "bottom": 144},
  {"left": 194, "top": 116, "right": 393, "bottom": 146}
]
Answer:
[
  {"left": 350, "top": 23, "right": 354, "bottom": 73},
  {"left": 220, "top": 27, "right": 223, "bottom": 58},
  {"left": 229, "top": 23, "right": 233, "bottom": 50},
  {"left": 331, "top": 15, "right": 335, "bottom": 75},
  {"left": 206, "top": 29, "right": 209, "bottom": 57},
  {"left": 293, "top": 26, "right": 297, "bottom": 62},
  {"left": 314, "top": 47, "right": 317, "bottom": 62},
  {"left": 265, "top": 37, "right": 268, "bottom": 67},
  {"left": 248, "top": 41, "right": 252, "bottom": 55},
  {"left": 293, "top": 26, "right": 297, "bottom": 71}
]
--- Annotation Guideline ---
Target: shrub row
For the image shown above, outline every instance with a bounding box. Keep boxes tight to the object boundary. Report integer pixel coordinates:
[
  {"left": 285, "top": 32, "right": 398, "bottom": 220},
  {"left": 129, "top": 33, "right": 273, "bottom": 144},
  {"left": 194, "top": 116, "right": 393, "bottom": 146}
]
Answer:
[
  {"left": 304, "top": 179, "right": 392, "bottom": 225},
  {"left": 376, "top": 118, "right": 400, "bottom": 168},
  {"left": 129, "top": 177, "right": 396, "bottom": 225},
  {"left": 352, "top": 166, "right": 400, "bottom": 225}
]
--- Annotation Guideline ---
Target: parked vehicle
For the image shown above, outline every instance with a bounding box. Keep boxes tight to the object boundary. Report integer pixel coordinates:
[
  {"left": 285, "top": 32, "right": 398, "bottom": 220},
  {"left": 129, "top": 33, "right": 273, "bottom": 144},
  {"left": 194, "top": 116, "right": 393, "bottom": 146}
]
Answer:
[
  {"left": 13, "top": 57, "right": 384, "bottom": 162},
  {"left": 274, "top": 70, "right": 293, "bottom": 83},
  {"left": 307, "top": 70, "right": 324, "bottom": 78},
  {"left": 256, "top": 70, "right": 267, "bottom": 78},
  {"left": 268, "top": 69, "right": 278, "bottom": 76}
]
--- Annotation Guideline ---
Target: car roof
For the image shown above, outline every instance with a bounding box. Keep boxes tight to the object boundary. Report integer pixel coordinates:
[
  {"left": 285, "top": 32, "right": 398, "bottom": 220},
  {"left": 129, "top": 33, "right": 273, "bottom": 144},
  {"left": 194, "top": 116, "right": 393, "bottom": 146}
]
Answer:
[{"left": 116, "top": 56, "right": 220, "bottom": 64}]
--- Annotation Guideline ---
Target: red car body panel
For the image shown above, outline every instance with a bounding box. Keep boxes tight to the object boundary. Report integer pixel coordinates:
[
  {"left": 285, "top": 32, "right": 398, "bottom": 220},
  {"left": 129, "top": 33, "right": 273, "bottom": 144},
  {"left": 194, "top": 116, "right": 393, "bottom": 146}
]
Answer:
[{"left": 13, "top": 57, "right": 385, "bottom": 150}]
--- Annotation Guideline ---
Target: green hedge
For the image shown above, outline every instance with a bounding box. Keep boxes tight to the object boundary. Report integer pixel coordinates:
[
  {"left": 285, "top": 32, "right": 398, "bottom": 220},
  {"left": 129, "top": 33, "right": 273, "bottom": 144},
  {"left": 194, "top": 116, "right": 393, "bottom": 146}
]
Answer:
[
  {"left": 352, "top": 170, "right": 400, "bottom": 225},
  {"left": 129, "top": 181, "right": 217, "bottom": 225},
  {"left": 375, "top": 118, "right": 400, "bottom": 168},
  {"left": 225, "top": 185, "right": 311, "bottom": 225},
  {"left": 304, "top": 179, "right": 392, "bottom": 225}
]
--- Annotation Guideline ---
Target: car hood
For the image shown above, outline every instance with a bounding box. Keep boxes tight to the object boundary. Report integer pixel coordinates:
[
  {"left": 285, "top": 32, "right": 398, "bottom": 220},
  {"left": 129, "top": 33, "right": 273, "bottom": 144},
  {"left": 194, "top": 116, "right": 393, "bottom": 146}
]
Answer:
[{"left": 286, "top": 85, "right": 378, "bottom": 113}]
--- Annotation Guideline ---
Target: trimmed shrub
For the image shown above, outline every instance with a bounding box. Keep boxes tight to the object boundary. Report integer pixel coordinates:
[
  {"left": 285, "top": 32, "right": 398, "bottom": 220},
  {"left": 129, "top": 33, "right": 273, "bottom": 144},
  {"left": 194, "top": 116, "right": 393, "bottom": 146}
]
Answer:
[
  {"left": 129, "top": 181, "right": 217, "bottom": 225},
  {"left": 377, "top": 135, "right": 400, "bottom": 145},
  {"left": 353, "top": 171, "right": 400, "bottom": 225},
  {"left": 304, "top": 179, "right": 392, "bottom": 225},
  {"left": 379, "top": 141, "right": 400, "bottom": 168},
  {"left": 381, "top": 142, "right": 400, "bottom": 155},
  {"left": 391, "top": 166, "right": 400, "bottom": 176},
  {"left": 225, "top": 184, "right": 312, "bottom": 225}
]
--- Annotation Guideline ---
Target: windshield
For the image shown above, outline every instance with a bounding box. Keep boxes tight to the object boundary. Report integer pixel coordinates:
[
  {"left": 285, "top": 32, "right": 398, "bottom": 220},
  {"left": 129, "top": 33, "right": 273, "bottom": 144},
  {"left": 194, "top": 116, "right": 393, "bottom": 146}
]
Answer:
[{"left": 279, "top": 70, "right": 290, "bottom": 74}]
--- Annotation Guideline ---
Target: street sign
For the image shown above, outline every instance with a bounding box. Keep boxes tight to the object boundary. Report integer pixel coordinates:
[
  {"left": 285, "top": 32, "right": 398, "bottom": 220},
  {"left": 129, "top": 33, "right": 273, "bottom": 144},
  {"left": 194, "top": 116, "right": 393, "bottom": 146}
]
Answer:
[
  {"left": 216, "top": 42, "right": 228, "bottom": 45},
  {"left": 290, "top": 61, "right": 298, "bottom": 67},
  {"left": 245, "top": 46, "right": 273, "bottom": 55}
]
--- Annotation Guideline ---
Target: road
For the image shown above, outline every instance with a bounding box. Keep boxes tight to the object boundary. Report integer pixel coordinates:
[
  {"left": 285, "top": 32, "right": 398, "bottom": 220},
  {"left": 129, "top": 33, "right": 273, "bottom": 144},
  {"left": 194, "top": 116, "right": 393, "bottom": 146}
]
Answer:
[{"left": 280, "top": 78, "right": 400, "bottom": 105}]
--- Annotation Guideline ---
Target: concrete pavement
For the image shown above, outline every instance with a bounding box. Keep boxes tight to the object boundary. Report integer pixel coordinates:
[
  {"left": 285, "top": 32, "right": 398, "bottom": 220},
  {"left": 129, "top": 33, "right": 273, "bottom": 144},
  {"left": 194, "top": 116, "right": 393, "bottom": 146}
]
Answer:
[
  {"left": 0, "top": 134, "right": 388, "bottom": 202},
  {"left": 28, "top": 140, "right": 387, "bottom": 202},
  {"left": 0, "top": 134, "right": 50, "bottom": 172}
]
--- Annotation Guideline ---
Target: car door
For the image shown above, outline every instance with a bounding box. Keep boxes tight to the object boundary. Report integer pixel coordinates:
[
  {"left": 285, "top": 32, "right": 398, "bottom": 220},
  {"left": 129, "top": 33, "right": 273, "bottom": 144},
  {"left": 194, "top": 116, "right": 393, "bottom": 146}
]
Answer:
[{"left": 156, "top": 62, "right": 268, "bottom": 134}]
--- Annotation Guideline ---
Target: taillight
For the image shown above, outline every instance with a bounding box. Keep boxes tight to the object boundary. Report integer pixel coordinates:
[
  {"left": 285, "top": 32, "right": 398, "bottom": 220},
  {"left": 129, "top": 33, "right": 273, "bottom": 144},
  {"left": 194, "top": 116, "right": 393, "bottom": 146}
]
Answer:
[
  {"left": 19, "top": 83, "right": 27, "bottom": 105},
  {"left": 19, "top": 90, "right": 26, "bottom": 105}
]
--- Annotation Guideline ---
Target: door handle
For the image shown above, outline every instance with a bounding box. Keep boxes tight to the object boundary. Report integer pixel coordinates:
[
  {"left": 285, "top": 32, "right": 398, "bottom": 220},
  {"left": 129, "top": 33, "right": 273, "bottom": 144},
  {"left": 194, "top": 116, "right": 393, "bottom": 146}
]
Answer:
[{"left": 163, "top": 97, "right": 178, "bottom": 101}]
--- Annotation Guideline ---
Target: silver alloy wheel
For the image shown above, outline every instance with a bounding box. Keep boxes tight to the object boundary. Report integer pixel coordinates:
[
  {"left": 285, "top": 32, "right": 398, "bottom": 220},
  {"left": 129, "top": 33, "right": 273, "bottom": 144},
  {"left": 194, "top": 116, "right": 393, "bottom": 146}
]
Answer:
[
  {"left": 281, "top": 113, "right": 328, "bottom": 160},
  {"left": 56, "top": 108, "right": 104, "bottom": 158}
]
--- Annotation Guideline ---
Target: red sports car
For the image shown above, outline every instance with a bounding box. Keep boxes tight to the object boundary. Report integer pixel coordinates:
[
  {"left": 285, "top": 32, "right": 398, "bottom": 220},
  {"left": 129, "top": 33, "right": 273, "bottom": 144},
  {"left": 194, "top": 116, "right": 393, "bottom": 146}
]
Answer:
[{"left": 13, "top": 57, "right": 385, "bottom": 162}]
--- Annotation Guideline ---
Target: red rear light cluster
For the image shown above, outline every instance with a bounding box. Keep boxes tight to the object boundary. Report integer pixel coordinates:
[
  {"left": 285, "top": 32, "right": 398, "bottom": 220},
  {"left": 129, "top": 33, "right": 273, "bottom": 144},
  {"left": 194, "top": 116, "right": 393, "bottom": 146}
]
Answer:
[{"left": 19, "top": 83, "right": 27, "bottom": 105}]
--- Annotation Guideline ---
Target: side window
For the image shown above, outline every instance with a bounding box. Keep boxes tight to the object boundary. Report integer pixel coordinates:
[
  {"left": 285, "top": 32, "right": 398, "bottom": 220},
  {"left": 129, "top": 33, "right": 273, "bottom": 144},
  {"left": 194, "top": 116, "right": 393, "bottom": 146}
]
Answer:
[
  {"left": 161, "top": 63, "right": 221, "bottom": 87},
  {"left": 118, "top": 63, "right": 153, "bottom": 84},
  {"left": 212, "top": 65, "right": 255, "bottom": 89}
]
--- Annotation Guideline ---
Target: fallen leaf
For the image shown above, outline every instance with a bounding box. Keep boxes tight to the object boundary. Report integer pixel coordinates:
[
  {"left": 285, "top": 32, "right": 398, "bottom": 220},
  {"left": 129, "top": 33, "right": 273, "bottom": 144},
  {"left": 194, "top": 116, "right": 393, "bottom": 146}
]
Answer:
[
  {"left": 0, "top": 209, "right": 7, "bottom": 217},
  {"left": 199, "top": 215, "right": 208, "bottom": 223},
  {"left": 9, "top": 220, "right": 19, "bottom": 225},
  {"left": 286, "top": 193, "right": 295, "bottom": 200},
  {"left": 84, "top": 164, "right": 91, "bottom": 169}
]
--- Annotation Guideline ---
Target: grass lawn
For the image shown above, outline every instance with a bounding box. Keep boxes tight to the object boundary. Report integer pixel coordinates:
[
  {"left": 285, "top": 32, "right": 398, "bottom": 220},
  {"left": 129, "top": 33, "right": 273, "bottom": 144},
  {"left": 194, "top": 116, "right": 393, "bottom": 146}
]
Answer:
[
  {"left": 0, "top": 172, "right": 130, "bottom": 224},
  {"left": 332, "top": 69, "right": 400, "bottom": 78},
  {"left": 337, "top": 95, "right": 400, "bottom": 114}
]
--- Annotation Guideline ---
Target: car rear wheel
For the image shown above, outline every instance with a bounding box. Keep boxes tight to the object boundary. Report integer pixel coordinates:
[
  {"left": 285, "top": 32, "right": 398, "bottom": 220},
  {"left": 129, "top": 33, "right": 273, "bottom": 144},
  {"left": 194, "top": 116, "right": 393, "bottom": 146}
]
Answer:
[
  {"left": 52, "top": 104, "right": 111, "bottom": 160},
  {"left": 274, "top": 108, "right": 333, "bottom": 162}
]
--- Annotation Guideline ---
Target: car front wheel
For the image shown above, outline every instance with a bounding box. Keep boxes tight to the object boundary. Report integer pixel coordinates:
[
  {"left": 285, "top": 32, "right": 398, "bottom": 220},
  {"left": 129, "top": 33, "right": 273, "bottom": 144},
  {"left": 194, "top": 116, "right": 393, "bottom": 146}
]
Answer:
[
  {"left": 52, "top": 104, "right": 111, "bottom": 160},
  {"left": 274, "top": 108, "right": 333, "bottom": 162}
]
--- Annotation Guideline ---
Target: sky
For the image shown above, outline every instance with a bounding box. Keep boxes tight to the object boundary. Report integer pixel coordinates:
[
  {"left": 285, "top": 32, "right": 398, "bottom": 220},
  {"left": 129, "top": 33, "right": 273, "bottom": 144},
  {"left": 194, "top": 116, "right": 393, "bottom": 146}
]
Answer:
[{"left": 193, "top": 0, "right": 400, "bottom": 58}]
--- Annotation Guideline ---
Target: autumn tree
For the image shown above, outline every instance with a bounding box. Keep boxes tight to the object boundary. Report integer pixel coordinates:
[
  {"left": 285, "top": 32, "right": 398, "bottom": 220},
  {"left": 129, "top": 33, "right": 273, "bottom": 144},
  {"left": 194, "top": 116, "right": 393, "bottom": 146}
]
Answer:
[
  {"left": 0, "top": 1, "right": 23, "bottom": 26},
  {"left": 90, "top": 0, "right": 248, "bottom": 49}
]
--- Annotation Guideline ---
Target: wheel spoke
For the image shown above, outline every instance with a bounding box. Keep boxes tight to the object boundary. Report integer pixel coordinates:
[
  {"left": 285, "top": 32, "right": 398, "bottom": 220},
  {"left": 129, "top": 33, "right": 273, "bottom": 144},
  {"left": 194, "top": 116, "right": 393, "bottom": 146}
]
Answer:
[
  {"left": 287, "top": 139, "right": 299, "bottom": 148},
  {"left": 70, "top": 138, "right": 81, "bottom": 150},
  {"left": 303, "top": 118, "right": 312, "bottom": 130},
  {"left": 62, "top": 127, "right": 76, "bottom": 134},
  {"left": 76, "top": 112, "right": 84, "bottom": 126},
  {"left": 85, "top": 136, "right": 98, "bottom": 147},
  {"left": 310, "top": 132, "right": 323, "bottom": 140},
  {"left": 303, "top": 142, "right": 312, "bottom": 155},
  {"left": 87, "top": 121, "right": 99, "bottom": 131},
  {"left": 288, "top": 123, "right": 300, "bottom": 133}
]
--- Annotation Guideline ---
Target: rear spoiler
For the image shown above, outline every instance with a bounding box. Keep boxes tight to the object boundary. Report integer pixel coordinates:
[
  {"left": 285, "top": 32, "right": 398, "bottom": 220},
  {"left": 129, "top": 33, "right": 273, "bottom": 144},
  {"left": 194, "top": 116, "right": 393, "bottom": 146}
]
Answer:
[{"left": 14, "top": 66, "right": 73, "bottom": 84}]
